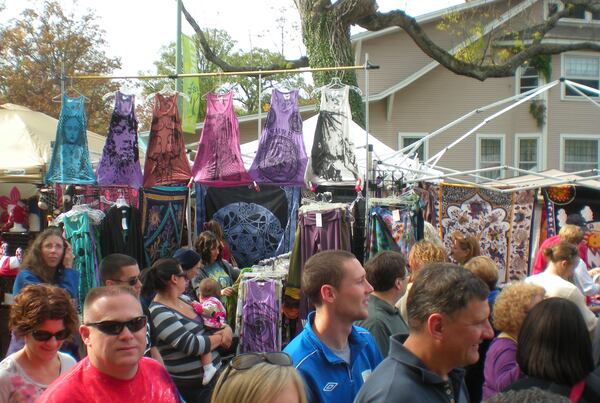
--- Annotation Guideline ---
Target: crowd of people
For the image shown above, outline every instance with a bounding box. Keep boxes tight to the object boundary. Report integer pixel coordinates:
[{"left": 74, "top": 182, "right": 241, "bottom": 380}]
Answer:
[{"left": 1, "top": 214, "right": 600, "bottom": 402}]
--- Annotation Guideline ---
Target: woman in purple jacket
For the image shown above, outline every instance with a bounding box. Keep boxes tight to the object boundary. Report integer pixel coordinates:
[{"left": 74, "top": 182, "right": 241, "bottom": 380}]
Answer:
[{"left": 482, "top": 282, "right": 545, "bottom": 400}]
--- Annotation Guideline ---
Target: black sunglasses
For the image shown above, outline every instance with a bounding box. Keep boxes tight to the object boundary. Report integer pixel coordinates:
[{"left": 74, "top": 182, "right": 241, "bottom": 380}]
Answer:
[
  {"left": 31, "top": 328, "right": 70, "bottom": 342},
  {"left": 85, "top": 316, "right": 147, "bottom": 336},
  {"left": 111, "top": 276, "right": 141, "bottom": 287},
  {"left": 220, "top": 352, "right": 292, "bottom": 385}
]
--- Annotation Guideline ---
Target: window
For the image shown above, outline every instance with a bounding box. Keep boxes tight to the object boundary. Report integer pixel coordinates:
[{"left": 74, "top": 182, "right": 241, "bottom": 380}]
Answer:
[
  {"left": 550, "top": 1, "right": 600, "bottom": 22},
  {"left": 477, "top": 135, "right": 505, "bottom": 180},
  {"left": 562, "top": 137, "right": 600, "bottom": 174},
  {"left": 515, "top": 136, "right": 542, "bottom": 173},
  {"left": 399, "top": 134, "right": 428, "bottom": 162},
  {"left": 564, "top": 55, "right": 599, "bottom": 97},
  {"left": 518, "top": 66, "right": 540, "bottom": 94}
]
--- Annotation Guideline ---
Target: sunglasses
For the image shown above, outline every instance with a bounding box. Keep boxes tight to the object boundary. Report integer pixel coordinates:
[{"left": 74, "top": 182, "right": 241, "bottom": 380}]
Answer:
[
  {"left": 112, "top": 276, "right": 141, "bottom": 287},
  {"left": 220, "top": 352, "right": 292, "bottom": 385},
  {"left": 31, "top": 328, "right": 70, "bottom": 342},
  {"left": 85, "top": 316, "right": 147, "bottom": 336},
  {"left": 175, "top": 272, "right": 187, "bottom": 278}
]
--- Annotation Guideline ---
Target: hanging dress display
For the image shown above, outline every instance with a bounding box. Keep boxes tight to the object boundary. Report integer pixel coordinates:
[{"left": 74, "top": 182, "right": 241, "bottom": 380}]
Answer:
[
  {"left": 248, "top": 89, "right": 307, "bottom": 186},
  {"left": 96, "top": 92, "right": 143, "bottom": 188},
  {"left": 192, "top": 92, "right": 251, "bottom": 187},
  {"left": 45, "top": 95, "right": 96, "bottom": 185},
  {"left": 239, "top": 278, "right": 280, "bottom": 353},
  {"left": 100, "top": 205, "right": 144, "bottom": 265},
  {"left": 305, "top": 86, "right": 359, "bottom": 185},
  {"left": 143, "top": 94, "right": 192, "bottom": 188}
]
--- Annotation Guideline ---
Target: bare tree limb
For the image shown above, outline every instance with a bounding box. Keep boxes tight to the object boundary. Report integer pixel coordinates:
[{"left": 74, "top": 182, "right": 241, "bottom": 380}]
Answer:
[
  {"left": 181, "top": 1, "right": 308, "bottom": 76},
  {"left": 356, "top": 5, "right": 600, "bottom": 81}
]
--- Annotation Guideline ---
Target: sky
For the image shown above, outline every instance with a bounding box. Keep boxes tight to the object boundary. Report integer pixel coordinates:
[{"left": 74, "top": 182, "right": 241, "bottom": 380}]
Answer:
[{"left": 1, "top": 0, "right": 464, "bottom": 76}]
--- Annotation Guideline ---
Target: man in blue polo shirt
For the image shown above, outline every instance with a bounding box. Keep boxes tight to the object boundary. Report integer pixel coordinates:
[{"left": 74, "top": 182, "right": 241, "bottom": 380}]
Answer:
[{"left": 283, "top": 250, "right": 382, "bottom": 403}]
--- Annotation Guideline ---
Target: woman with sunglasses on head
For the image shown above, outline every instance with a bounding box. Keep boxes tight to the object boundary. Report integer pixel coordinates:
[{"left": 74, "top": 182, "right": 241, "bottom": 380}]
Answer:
[
  {"left": 210, "top": 352, "right": 307, "bottom": 403},
  {"left": 146, "top": 258, "right": 233, "bottom": 403},
  {"left": 0, "top": 284, "right": 78, "bottom": 402}
]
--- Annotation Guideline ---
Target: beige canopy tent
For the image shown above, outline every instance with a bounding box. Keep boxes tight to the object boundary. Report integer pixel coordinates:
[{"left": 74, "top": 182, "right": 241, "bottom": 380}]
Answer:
[{"left": 0, "top": 103, "right": 107, "bottom": 183}]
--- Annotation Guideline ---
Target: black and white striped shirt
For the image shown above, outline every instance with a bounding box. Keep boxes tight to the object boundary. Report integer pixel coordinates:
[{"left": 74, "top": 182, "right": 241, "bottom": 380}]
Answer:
[{"left": 149, "top": 301, "right": 220, "bottom": 384}]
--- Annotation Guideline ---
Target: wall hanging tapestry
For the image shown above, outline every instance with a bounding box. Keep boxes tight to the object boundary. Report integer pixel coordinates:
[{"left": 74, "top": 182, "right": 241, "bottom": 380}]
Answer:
[
  {"left": 435, "top": 184, "right": 536, "bottom": 282},
  {"left": 143, "top": 94, "right": 192, "bottom": 188},
  {"left": 248, "top": 89, "right": 307, "bottom": 186},
  {"left": 45, "top": 95, "right": 96, "bottom": 185},
  {"left": 551, "top": 186, "right": 600, "bottom": 268},
  {"left": 192, "top": 91, "right": 252, "bottom": 187},
  {"left": 199, "top": 185, "right": 296, "bottom": 267},
  {"left": 96, "top": 92, "right": 143, "bottom": 188},
  {"left": 141, "top": 186, "right": 188, "bottom": 267}
]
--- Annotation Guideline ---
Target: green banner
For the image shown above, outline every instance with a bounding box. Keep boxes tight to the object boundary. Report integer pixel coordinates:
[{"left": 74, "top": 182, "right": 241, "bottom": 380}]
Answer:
[{"left": 181, "top": 34, "right": 201, "bottom": 134}]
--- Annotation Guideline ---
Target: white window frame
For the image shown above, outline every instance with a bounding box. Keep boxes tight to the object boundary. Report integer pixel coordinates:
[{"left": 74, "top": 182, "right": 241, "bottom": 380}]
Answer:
[
  {"left": 398, "top": 132, "right": 429, "bottom": 162},
  {"left": 545, "top": 0, "right": 600, "bottom": 24},
  {"left": 476, "top": 134, "right": 505, "bottom": 180},
  {"left": 561, "top": 53, "right": 600, "bottom": 101},
  {"left": 515, "top": 134, "right": 543, "bottom": 173},
  {"left": 515, "top": 65, "right": 541, "bottom": 96},
  {"left": 560, "top": 134, "right": 600, "bottom": 173}
]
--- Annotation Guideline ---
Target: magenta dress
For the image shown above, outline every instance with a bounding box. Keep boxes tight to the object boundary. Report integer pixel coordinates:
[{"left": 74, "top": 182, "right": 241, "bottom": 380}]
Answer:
[
  {"left": 96, "top": 92, "right": 143, "bottom": 187},
  {"left": 248, "top": 89, "right": 307, "bottom": 186},
  {"left": 191, "top": 92, "right": 251, "bottom": 187}
]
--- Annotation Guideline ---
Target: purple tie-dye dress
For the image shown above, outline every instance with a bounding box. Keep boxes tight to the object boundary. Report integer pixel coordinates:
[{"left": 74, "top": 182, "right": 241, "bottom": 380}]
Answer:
[
  {"left": 96, "top": 92, "right": 143, "bottom": 187},
  {"left": 248, "top": 89, "right": 307, "bottom": 186}
]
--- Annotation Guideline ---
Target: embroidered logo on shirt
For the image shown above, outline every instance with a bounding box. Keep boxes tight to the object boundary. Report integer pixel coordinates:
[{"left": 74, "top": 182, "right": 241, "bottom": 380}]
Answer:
[
  {"left": 323, "top": 382, "right": 338, "bottom": 392},
  {"left": 361, "top": 369, "right": 372, "bottom": 382}
]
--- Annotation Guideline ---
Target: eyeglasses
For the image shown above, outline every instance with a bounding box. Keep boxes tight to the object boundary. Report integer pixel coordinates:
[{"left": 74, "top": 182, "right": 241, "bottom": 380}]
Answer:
[
  {"left": 220, "top": 352, "right": 292, "bottom": 385},
  {"left": 112, "top": 276, "right": 141, "bottom": 287},
  {"left": 31, "top": 329, "right": 70, "bottom": 342},
  {"left": 175, "top": 272, "right": 187, "bottom": 278},
  {"left": 85, "top": 316, "right": 147, "bottom": 336}
]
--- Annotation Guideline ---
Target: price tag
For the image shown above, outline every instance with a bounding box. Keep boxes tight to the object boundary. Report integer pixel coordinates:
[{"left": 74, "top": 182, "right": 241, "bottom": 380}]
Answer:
[
  {"left": 122, "top": 217, "right": 128, "bottom": 230},
  {"left": 316, "top": 213, "right": 323, "bottom": 228},
  {"left": 392, "top": 209, "right": 401, "bottom": 222}
]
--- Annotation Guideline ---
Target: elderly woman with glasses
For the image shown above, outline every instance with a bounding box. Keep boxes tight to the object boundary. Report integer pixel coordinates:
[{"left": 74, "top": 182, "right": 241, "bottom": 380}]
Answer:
[
  {"left": 211, "top": 352, "right": 307, "bottom": 403},
  {"left": 0, "top": 284, "right": 78, "bottom": 402},
  {"left": 146, "top": 258, "right": 233, "bottom": 403}
]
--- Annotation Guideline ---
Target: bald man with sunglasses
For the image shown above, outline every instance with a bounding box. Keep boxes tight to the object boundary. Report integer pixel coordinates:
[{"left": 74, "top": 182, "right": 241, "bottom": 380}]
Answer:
[{"left": 38, "top": 286, "right": 181, "bottom": 402}]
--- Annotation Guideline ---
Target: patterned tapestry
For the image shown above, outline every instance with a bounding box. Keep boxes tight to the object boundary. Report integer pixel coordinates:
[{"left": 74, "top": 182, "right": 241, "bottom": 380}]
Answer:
[
  {"left": 197, "top": 185, "right": 299, "bottom": 267},
  {"left": 549, "top": 187, "right": 600, "bottom": 268},
  {"left": 435, "top": 184, "right": 536, "bottom": 283},
  {"left": 141, "top": 186, "right": 188, "bottom": 267}
]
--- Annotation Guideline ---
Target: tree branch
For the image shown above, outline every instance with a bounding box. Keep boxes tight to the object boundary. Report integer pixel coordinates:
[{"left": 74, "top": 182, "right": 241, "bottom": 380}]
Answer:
[
  {"left": 181, "top": 1, "right": 308, "bottom": 76},
  {"left": 356, "top": 6, "right": 600, "bottom": 81}
]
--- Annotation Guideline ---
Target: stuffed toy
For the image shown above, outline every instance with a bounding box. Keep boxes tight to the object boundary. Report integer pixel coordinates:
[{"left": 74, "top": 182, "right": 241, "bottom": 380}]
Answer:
[{"left": 0, "top": 187, "right": 28, "bottom": 232}]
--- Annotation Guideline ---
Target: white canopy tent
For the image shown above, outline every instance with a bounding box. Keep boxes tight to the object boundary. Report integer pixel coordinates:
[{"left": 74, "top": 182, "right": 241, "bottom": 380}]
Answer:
[
  {"left": 0, "top": 103, "right": 108, "bottom": 183},
  {"left": 395, "top": 80, "right": 600, "bottom": 192},
  {"left": 240, "top": 114, "right": 441, "bottom": 181}
]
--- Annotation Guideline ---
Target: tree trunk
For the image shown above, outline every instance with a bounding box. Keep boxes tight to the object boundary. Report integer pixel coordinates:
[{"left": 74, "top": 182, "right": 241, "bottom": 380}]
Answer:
[{"left": 296, "top": 1, "right": 365, "bottom": 126}]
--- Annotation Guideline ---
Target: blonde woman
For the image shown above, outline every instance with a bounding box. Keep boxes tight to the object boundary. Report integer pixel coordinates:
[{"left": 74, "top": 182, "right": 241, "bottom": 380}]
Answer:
[
  {"left": 482, "top": 282, "right": 545, "bottom": 400},
  {"left": 450, "top": 231, "right": 481, "bottom": 264},
  {"left": 396, "top": 240, "right": 447, "bottom": 321},
  {"left": 210, "top": 352, "right": 307, "bottom": 403},
  {"left": 465, "top": 256, "right": 500, "bottom": 308}
]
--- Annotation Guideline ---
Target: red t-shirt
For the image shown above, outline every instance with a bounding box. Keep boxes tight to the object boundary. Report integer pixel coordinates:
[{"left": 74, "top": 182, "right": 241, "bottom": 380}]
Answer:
[
  {"left": 38, "top": 357, "right": 180, "bottom": 403},
  {"left": 532, "top": 235, "right": 589, "bottom": 275}
]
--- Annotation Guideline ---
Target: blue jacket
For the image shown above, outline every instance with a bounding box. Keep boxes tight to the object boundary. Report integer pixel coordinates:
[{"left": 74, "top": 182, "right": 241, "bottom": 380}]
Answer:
[
  {"left": 13, "top": 268, "right": 80, "bottom": 305},
  {"left": 283, "top": 311, "right": 383, "bottom": 403}
]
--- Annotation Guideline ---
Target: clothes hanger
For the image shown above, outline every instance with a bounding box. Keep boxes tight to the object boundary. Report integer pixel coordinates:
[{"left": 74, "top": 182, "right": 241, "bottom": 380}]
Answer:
[
  {"left": 146, "top": 82, "right": 190, "bottom": 103},
  {"left": 310, "top": 76, "right": 363, "bottom": 98},
  {"left": 52, "top": 78, "right": 91, "bottom": 102}
]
